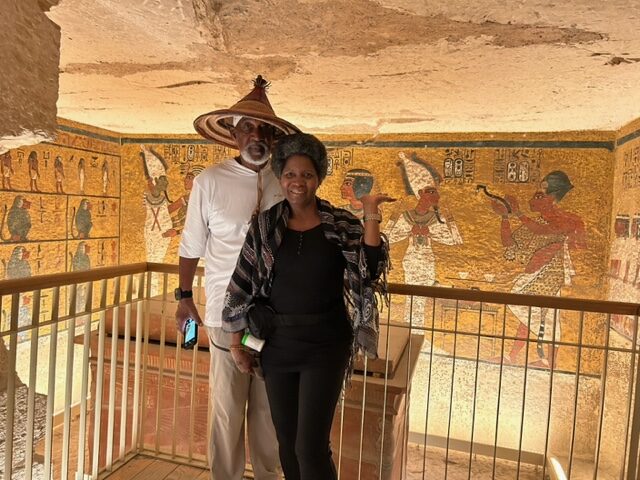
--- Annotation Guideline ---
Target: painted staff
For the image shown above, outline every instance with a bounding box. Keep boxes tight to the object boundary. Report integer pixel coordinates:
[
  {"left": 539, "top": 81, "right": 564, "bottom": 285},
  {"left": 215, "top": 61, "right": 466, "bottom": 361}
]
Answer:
[{"left": 476, "top": 184, "right": 512, "bottom": 213}]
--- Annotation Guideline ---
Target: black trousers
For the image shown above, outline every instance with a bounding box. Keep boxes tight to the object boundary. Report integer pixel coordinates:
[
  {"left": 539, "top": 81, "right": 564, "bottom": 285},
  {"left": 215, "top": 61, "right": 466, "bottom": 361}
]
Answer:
[{"left": 264, "top": 362, "right": 348, "bottom": 480}]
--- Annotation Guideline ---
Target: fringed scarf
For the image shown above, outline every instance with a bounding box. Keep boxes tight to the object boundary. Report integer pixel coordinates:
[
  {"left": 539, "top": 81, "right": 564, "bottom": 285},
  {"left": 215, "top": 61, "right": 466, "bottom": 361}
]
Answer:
[{"left": 222, "top": 198, "right": 389, "bottom": 364}]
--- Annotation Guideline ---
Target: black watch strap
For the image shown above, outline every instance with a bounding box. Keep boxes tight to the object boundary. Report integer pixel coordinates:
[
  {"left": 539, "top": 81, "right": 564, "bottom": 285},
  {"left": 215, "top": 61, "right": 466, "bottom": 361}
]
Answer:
[{"left": 174, "top": 288, "right": 193, "bottom": 300}]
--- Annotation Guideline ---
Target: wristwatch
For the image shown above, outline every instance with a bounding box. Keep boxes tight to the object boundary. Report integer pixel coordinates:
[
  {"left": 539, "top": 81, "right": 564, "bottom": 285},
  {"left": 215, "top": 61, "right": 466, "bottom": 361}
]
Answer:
[{"left": 174, "top": 287, "right": 193, "bottom": 301}]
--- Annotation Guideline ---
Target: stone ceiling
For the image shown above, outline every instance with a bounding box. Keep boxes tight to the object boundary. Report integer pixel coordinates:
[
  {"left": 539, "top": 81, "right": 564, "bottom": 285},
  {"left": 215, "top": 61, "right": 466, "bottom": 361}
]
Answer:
[{"left": 47, "top": 0, "right": 640, "bottom": 135}]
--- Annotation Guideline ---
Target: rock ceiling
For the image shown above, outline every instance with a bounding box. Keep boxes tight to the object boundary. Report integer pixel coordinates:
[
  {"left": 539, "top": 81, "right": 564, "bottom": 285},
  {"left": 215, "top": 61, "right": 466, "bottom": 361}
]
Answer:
[{"left": 47, "top": 0, "right": 640, "bottom": 135}]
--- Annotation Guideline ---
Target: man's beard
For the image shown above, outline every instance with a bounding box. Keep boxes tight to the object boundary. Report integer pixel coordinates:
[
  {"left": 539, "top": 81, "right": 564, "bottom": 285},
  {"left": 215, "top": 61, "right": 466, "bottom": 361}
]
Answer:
[{"left": 240, "top": 141, "right": 270, "bottom": 166}]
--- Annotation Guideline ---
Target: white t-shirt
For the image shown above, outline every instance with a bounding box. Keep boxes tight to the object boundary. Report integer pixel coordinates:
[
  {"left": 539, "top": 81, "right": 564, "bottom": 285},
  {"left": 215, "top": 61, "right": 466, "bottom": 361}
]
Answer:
[{"left": 179, "top": 158, "right": 284, "bottom": 327}]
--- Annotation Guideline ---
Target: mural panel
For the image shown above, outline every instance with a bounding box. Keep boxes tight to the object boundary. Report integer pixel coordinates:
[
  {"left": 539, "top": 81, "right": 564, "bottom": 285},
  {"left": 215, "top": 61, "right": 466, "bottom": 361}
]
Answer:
[
  {"left": 0, "top": 122, "right": 121, "bottom": 343},
  {"left": 119, "top": 140, "right": 229, "bottom": 267},
  {"left": 313, "top": 140, "right": 612, "bottom": 374},
  {"left": 608, "top": 126, "right": 640, "bottom": 344},
  {"left": 0, "top": 121, "right": 628, "bottom": 375}
]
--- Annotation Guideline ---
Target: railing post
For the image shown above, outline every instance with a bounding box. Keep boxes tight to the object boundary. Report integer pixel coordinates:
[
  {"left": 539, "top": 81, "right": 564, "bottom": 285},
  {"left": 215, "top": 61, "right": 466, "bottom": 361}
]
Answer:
[
  {"left": 626, "top": 331, "right": 640, "bottom": 480},
  {"left": 3, "top": 293, "right": 20, "bottom": 480}
]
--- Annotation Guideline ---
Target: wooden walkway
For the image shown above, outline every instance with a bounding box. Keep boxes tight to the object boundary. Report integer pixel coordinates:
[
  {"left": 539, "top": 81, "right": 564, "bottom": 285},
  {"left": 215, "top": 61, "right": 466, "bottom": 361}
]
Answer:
[{"left": 102, "top": 455, "right": 208, "bottom": 480}]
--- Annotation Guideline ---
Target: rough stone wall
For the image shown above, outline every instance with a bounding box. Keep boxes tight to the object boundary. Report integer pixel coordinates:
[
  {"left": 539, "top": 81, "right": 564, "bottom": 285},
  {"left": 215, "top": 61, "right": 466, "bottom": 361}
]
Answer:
[{"left": 0, "top": 0, "right": 60, "bottom": 153}]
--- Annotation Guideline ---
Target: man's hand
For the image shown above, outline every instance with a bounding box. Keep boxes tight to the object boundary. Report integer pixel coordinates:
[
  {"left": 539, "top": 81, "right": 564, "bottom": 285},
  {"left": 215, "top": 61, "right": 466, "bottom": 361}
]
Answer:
[
  {"left": 175, "top": 297, "right": 203, "bottom": 334},
  {"left": 490, "top": 199, "right": 508, "bottom": 217},
  {"left": 230, "top": 348, "right": 254, "bottom": 374}
]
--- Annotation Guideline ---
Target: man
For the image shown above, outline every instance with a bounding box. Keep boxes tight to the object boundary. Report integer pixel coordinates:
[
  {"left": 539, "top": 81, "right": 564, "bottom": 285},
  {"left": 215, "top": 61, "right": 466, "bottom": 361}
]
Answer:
[
  {"left": 1, "top": 151, "right": 14, "bottom": 190},
  {"left": 54, "top": 155, "right": 65, "bottom": 193},
  {"left": 175, "top": 75, "right": 299, "bottom": 480},
  {"left": 489, "top": 170, "right": 586, "bottom": 369},
  {"left": 28, "top": 151, "right": 39, "bottom": 192}
]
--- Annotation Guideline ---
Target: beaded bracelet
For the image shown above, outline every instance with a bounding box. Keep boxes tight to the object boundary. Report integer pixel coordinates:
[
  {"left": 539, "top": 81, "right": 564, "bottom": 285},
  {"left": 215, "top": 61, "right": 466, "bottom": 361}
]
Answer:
[{"left": 363, "top": 212, "right": 382, "bottom": 223}]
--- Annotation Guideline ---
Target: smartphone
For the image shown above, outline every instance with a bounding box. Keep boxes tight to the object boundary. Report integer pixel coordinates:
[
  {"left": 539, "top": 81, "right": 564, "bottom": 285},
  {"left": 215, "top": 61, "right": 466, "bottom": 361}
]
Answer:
[{"left": 183, "top": 318, "right": 198, "bottom": 349}]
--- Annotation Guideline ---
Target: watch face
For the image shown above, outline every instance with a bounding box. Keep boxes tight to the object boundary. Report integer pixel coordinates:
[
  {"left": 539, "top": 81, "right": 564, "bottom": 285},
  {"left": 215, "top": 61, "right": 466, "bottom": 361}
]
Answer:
[{"left": 174, "top": 288, "right": 182, "bottom": 301}]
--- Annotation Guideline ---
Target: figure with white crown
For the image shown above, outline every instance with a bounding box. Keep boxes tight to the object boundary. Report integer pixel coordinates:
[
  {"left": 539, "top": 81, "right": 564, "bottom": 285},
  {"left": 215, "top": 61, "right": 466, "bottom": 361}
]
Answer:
[
  {"left": 140, "top": 145, "right": 173, "bottom": 294},
  {"left": 385, "top": 152, "right": 463, "bottom": 326}
]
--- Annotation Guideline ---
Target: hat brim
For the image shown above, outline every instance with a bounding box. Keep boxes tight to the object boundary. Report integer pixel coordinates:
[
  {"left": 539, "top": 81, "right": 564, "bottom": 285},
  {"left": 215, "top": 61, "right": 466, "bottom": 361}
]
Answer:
[{"left": 193, "top": 109, "right": 300, "bottom": 149}]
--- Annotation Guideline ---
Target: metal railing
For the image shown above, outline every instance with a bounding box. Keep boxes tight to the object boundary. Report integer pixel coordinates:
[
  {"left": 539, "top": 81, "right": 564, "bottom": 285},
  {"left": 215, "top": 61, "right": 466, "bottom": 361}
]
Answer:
[{"left": 0, "top": 263, "right": 638, "bottom": 479}]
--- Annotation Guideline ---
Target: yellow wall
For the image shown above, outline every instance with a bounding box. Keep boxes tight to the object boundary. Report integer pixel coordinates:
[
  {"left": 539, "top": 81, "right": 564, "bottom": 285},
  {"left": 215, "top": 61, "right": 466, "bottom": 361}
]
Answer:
[
  {"left": 119, "top": 137, "right": 231, "bottom": 266},
  {"left": 115, "top": 130, "right": 616, "bottom": 304},
  {"left": 608, "top": 117, "right": 640, "bottom": 340},
  {"left": 0, "top": 118, "right": 121, "bottom": 279},
  {"left": 5, "top": 118, "right": 640, "bottom": 374}
]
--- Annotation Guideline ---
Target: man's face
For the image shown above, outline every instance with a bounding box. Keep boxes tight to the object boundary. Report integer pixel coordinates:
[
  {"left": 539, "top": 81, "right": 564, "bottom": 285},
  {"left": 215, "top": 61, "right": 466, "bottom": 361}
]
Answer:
[
  {"left": 340, "top": 177, "right": 355, "bottom": 200},
  {"left": 230, "top": 118, "right": 276, "bottom": 166},
  {"left": 417, "top": 187, "right": 439, "bottom": 208},
  {"left": 529, "top": 191, "right": 554, "bottom": 212}
]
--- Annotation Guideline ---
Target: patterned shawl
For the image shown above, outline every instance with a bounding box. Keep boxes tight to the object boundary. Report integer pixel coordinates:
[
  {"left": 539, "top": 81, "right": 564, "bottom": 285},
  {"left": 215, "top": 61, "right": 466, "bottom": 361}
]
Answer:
[{"left": 222, "top": 198, "right": 389, "bottom": 361}]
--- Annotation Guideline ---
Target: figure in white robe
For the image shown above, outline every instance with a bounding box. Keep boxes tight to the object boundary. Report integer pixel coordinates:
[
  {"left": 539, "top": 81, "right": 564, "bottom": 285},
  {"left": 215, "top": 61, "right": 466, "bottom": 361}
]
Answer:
[
  {"left": 141, "top": 146, "right": 173, "bottom": 295},
  {"left": 385, "top": 152, "right": 463, "bottom": 326}
]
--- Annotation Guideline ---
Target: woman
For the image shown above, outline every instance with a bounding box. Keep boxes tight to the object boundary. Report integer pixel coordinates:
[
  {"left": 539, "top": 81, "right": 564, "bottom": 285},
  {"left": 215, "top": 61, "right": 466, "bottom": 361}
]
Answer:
[{"left": 222, "top": 133, "right": 393, "bottom": 480}]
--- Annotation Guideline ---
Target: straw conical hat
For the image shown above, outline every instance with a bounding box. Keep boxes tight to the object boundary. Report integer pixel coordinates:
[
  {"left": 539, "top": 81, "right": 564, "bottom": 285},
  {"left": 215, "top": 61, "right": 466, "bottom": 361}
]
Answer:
[{"left": 193, "top": 75, "right": 300, "bottom": 148}]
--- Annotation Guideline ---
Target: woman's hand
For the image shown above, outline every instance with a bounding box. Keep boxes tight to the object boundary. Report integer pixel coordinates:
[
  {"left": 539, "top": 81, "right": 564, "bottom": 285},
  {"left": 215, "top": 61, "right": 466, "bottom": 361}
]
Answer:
[
  {"left": 361, "top": 193, "right": 396, "bottom": 247},
  {"left": 360, "top": 193, "right": 396, "bottom": 214},
  {"left": 230, "top": 347, "right": 254, "bottom": 374}
]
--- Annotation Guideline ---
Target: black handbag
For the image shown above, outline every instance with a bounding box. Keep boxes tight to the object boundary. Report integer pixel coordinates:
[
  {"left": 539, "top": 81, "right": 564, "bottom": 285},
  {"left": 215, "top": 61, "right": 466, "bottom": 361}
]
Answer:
[{"left": 247, "top": 300, "right": 276, "bottom": 340}]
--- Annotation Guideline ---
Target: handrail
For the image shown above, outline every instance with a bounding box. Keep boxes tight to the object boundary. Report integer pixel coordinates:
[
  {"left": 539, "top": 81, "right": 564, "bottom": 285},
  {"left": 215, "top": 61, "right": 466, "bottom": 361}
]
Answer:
[
  {"left": 0, "top": 263, "right": 148, "bottom": 295},
  {"left": 148, "top": 262, "right": 640, "bottom": 315},
  {"left": 0, "top": 262, "right": 638, "bottom": 316},
  {"left": 388, "top": 283, "right": 640, "bottom": 316},
  {"left": 1, "top": 261, "right": 638, "bottom": 479}
]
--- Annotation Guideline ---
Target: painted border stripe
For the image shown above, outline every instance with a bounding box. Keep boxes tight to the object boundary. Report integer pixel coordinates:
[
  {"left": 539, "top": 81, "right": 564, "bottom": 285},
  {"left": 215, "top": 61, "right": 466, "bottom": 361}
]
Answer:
[
  {"left": 617, "top": 128, "right": 640, "bottom": 147},
  {"left": 324, "top": 140, "right": 614, "bottom": 151},
  {"left": 121, "top": 137, "right": 215, "bottom": 145},
  {"left": 60, "top": 125, "right": 618, "bottom": 151},
  {"left": 57, "top": 124, "right": 121, "bottom": 144},
  {"left": 122, "top": 137, "right": 614, "bottom": 151}
]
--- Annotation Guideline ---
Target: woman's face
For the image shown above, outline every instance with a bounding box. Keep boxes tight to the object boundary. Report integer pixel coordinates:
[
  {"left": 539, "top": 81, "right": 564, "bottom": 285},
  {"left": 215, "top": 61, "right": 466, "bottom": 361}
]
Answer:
[{"left": 280, "top": 154, "right": 320, "bottom": 208}]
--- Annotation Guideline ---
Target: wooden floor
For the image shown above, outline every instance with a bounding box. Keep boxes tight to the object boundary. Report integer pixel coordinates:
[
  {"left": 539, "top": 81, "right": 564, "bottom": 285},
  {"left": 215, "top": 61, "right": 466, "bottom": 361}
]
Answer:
[{"left": 102, "top": 455, "right": 208, "bottom": 480}]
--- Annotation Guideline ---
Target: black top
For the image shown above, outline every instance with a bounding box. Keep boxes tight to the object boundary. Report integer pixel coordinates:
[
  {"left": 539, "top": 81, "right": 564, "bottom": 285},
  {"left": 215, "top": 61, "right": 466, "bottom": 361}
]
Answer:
[{"left": 262, "top": 225, "right": 382, "bottom": 372}]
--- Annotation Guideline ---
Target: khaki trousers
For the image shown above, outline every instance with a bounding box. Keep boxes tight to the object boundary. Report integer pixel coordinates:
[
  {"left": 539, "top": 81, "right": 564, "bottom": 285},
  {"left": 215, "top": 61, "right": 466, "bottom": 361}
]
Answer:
[{"left": 207, "top": 327, "right": 280, "bottom": 480}]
